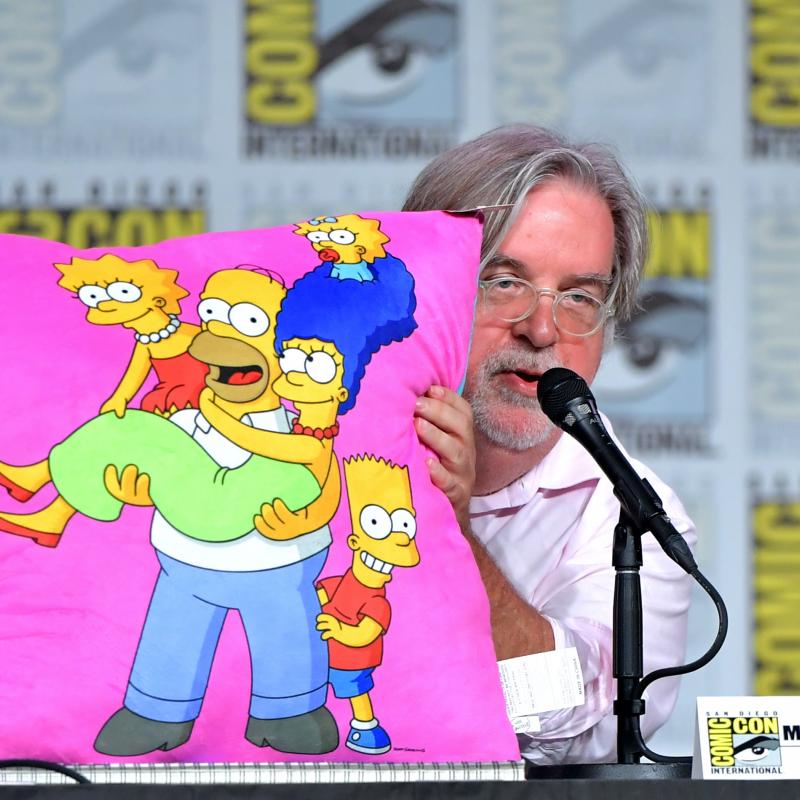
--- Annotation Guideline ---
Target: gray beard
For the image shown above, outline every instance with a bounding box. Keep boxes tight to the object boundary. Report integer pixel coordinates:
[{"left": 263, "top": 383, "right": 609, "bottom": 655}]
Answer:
[{"left": 464, "top": 346, "right": 563, "bottom": 451}]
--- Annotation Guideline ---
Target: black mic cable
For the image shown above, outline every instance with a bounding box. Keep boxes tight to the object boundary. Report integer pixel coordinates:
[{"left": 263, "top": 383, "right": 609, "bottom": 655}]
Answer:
[{"left": 537, "top": 367, "right": 728, "bottom": 764}]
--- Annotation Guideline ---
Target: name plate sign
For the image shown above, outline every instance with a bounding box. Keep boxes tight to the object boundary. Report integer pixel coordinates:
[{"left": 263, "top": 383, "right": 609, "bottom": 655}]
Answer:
[{"left": 693, "top": 696, "right": 800, "bottom": 779}]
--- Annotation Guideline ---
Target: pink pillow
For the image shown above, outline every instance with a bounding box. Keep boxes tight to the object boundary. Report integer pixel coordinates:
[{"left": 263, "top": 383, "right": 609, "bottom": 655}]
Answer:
[{"left": 0, "top": 211, "right": 518, "bottom": 764}]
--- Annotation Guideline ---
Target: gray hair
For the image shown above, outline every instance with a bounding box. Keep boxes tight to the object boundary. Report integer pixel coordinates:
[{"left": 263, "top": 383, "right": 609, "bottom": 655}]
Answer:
[{"left": 402, "top": 124, "right": 648, "bottom": 323}]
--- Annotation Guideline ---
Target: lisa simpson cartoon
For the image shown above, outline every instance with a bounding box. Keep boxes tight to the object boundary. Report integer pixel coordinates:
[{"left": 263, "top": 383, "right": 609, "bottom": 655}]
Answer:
[{"left": 54, "top": 253, "right": 207, "bottom": 417}]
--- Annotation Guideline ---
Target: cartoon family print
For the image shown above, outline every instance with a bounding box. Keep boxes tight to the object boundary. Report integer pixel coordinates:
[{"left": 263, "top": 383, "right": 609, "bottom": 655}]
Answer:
[{"left": 0, "top": 215, "right": 421, "bottom": 757}]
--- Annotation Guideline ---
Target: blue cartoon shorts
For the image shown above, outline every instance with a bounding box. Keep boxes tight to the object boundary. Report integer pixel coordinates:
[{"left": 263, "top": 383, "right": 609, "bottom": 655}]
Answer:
[{"left": 329, "top": 667, "right": 376, "bottom": 698}]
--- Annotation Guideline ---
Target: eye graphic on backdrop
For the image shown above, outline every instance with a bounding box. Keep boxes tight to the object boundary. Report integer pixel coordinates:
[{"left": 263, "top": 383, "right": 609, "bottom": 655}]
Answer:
[
  {"left": 594, "top": 286, "right": 707, "bottom": 399},
  {"left": 569, "top": 3, "right": 705, "bottom": 80},
  {"left": 314, "top": 1, "right": 456, "bottom": 105}
]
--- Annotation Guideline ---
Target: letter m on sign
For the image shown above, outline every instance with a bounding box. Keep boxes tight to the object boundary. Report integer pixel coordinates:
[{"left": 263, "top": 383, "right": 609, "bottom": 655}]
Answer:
[{"left": 783, "top": 725, "right": 800, "bottom": 741}]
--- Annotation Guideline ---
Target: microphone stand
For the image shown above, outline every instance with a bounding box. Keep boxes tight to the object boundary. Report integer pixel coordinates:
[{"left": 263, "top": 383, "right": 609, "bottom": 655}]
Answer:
[
  {"left": 612, "top": 509, "right": 646, "bottom": 765},
  {"left": 524, "top": 508, "right": 692, "bottom": 779}
]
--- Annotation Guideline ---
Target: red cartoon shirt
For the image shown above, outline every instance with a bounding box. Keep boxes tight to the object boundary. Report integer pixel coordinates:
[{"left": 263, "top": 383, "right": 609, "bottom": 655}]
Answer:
[{"left": 317, "top": 568, "right": 391, "bottom": 671}]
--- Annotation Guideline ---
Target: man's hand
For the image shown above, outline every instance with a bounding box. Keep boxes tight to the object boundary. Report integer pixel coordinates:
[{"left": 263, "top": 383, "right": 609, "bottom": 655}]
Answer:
[
  {"left": 414, "top": 385, "right": 475, "bottom": 534},
  {"left": 254, "top": 499, "right": 311, "bottom": 541},
  {"left": 415, "top": 386, "right": 554, "bottom": 659},
  {"left": 103, "top": 464, "right": 153, "bottom": 506}
]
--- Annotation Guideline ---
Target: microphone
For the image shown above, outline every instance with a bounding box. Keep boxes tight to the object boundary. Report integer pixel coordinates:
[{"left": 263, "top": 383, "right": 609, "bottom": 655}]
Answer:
[{"left": 537, "top": 367, "right": 696, "bottom": 574}]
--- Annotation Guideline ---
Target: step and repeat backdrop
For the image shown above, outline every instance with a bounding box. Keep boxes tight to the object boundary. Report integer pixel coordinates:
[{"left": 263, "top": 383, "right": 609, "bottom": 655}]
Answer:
[{"left": 1, "top": 0, "right": 798, "bottom": 758}]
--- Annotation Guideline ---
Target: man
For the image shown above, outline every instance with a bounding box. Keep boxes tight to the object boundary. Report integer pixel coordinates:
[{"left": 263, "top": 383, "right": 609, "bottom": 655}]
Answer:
[{"left": 405, "top": 124, "right": 695, "bottom": 764}]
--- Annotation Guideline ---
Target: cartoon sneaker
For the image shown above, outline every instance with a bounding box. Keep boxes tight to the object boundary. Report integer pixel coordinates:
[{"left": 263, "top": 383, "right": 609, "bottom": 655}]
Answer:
[{"left": 345, "top": 718, "right": 391, "bottom": 755}]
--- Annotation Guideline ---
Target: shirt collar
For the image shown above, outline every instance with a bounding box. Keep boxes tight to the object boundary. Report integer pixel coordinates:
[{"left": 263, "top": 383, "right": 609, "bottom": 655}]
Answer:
[
  {"left": 194, "top": 410, "right": 254, "bottom": 434},
  {"left": 469, "top": 421, "right": 607, "bottom": 514}
]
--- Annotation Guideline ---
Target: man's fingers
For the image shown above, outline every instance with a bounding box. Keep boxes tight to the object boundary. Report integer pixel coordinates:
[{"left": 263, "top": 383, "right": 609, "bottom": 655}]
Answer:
[
  {"left": 414, "top": 388, "right": 472, "bottom": 438},
  {"left": 426, "top": 457, "right": 457, "bottom": 494},
  {"left": 415, "top": 415, "right": 469, "bottom": 470}
]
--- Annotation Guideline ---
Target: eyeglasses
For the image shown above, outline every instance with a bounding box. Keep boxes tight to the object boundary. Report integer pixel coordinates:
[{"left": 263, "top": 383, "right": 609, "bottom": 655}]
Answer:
[{"left": 479, "top": 276, "right": 612, "bottom": 337}]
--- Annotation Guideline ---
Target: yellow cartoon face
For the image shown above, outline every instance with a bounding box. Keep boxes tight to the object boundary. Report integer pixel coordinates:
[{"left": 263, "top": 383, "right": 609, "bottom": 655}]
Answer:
[
  {"left": 293, "top": 214, "right": 389, "bottom": 265},
  {"left": 188, "top": 269, "right": 286, "bottom": 404},
  {"left": 273, "top": 337, "right": 348, "bottom": 408},
  {"left": 344, "top": 457, "right": 420, "bottom": 581},
  {"left": 54, "top": 254, "right": 189, "bottom": 326}
]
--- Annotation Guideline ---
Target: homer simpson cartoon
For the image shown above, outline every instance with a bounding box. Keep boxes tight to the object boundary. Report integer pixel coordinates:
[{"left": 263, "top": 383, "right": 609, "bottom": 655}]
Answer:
[
  {"left": 316, "top": 455, "right": 420, "bottom": 755},
  {"left": 294, "top": 214, "right": 391, "bottom": 282}
]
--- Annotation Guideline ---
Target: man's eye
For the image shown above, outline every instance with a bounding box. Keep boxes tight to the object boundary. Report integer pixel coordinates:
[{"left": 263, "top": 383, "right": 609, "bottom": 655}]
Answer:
[
  {"left": 562, "top": 291, "right": 596, "bottom": 305},
  {"left": 491, "top": 278, "right": 523, "bottom": 292}
]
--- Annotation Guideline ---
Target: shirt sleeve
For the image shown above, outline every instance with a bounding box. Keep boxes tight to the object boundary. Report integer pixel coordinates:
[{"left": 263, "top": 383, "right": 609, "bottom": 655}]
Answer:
[
  {"left": 360, "top": 594, "right": 391, "bottom": 633},
  {"left": 520, "top": 478, "right": 695, "bottom": 765},
  {"left": 316, "top": 576, "right": 342, "bottom": 599}
]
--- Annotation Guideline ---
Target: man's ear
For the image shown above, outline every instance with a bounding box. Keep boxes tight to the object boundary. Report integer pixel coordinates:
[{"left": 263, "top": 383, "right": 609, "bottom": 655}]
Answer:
[
  {"left": 153, "top": 296, "right": 166, "bottom": 309},
  {"left": 347, "top": 534, "right": 359, "bottom": 551}
]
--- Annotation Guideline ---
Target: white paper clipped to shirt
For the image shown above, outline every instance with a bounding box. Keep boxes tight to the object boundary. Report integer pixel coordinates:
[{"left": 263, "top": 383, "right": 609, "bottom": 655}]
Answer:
[{"left": 498, "top": 647, "right": 585, "bottom": 733}]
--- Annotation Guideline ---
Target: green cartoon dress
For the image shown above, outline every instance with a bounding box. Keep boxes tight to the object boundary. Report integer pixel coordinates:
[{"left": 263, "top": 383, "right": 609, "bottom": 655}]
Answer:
[{"left": 49, "top": 411, "right": 320, "bottom": 542}]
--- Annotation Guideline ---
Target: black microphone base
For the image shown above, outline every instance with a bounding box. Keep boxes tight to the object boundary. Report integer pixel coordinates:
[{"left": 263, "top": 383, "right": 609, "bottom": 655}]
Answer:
[{"left": 524, "top": 760, "right": 692, "bottom": 780}]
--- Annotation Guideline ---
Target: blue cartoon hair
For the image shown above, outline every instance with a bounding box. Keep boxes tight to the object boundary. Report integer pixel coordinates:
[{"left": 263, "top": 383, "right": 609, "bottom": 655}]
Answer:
[{"left": 275, "top": 254, "right": 417, "bottom": 414}]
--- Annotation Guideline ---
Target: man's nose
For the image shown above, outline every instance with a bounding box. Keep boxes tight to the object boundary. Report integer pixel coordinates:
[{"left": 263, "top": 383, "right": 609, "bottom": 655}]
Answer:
[{"left": 511, "top": 294, "right": 558, "bottom": 348}]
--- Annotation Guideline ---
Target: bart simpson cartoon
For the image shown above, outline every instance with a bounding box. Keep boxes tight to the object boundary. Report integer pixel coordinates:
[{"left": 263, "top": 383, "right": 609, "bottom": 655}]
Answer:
[
  {"left": 316, "top": 455, "right": 420, "bottom": 755},
  {"left": 294, "top": 214, "right": 390, "bottom": 282}
]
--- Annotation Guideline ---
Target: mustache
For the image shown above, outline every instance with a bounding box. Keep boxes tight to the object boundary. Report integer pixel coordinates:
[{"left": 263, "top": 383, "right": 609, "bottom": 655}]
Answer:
[{"left": 481, "top": 347, "right": 563, "bottom": 377}]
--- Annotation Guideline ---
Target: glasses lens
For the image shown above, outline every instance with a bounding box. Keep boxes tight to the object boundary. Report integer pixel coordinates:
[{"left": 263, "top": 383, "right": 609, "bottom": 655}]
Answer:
[
  {"left": 554, "top": 292, "right": 605, "bottom": 335},
  {"left": 483, "top": 278, "right": 535, "bottom": 322}
]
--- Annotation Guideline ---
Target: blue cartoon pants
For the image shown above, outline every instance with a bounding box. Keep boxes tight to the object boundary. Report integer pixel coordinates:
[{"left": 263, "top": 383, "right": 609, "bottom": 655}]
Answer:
[{"left": 123, "top": 550, "right": 329, "bottom": 723}]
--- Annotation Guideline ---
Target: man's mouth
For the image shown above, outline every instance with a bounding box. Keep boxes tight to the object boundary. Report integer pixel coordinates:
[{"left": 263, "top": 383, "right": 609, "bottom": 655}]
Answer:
[
  {"left": 507, "top": 369, "right": 540, "bottom": 384},
  {"left": 216, "top": 365, "right": 264, "bottom": 386},
  {"left": 360, "top": 551, "right": 394, "bottom": 574}
]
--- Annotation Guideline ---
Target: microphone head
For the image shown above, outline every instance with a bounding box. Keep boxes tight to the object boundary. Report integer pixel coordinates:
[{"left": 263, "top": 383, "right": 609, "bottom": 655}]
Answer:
[{"left": 537, "top": 367, "right": 594, "bottom": 425}]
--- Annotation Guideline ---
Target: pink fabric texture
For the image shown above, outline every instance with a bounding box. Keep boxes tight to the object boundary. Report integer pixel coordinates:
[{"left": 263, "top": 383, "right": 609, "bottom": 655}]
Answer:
[{"left": 0, "top": 211, "right": 519, "bottom": 764}]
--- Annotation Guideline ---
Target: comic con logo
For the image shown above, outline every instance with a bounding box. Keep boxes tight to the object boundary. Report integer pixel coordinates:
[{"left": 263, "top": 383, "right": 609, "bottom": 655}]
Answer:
[
  {"left": 0, "top": 183, "right": 206, "bottom": 247},
  {"left": 0, "top": 1, "right": 205, "bottom": 157},
  {"left": 749, "top": 0, "right": 800, "bottom": 159},
  {"left": 707, "top": 716, "right": 781, "bottom": 769},
  {"left": 243, "top": 0, "right": 458, "bottom": 158}
]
